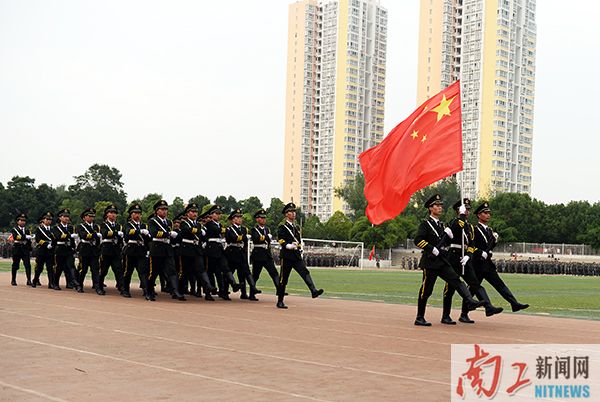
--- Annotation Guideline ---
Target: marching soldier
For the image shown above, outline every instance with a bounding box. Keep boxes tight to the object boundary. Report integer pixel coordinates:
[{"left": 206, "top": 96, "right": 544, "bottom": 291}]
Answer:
[
  {"left": 179, "top": 204, "right": 216, "bottom": 301},
  {"left": 250, "top": 208, "right": 280, "bottom": 293},
  {"left": 52, "top": 209, "right": 82, "bottom": 292},
  {"left": 276, "top": 202, "right": 323, "bottom": 309},
  {"left": 77, "top": 208, "right": 103, "bottom": 294},
  {"left": 146, "top": 200, "right": 185, "bottom": 301},
  {"left": 200, "top": 205, "right": 218, "bottom": 295},
  {"left": 99, "top": 204, "right": 124, "bottom": 293},
  {"left": 122, "top": 203, "right": 150, "bottom": 298},
  {"left": 225, "top": 208, "right": 260, "bottom": 301},
  {"left": 32, "top": 212, "right": 55, "bottom": 288},
  {"left": 204, "top": 204, "right": 241, "bottom": 300},
  {"left": 471, "top": 202, "right": 529, "bottom": 314},
  {"left": 413, "top": 194, "right": 486, "bottom": 326},
  {"left": 10, "top": 213, "right": 33, "bottom": 286},
  {"left": 171, "top": 212, "right": 184, "bottom": 294},
  {"left": 440, "top": 199, "right": 503, "bottom": 324}
]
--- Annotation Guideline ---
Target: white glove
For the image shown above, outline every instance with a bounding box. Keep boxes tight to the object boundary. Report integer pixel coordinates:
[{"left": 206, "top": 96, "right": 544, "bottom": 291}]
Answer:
[
  {"left": 70, "top": 233, "right": 78, "bottom": 239},
  {"left": 47, "top": 244, "right": 52, "bottom": 249},
  {"left": 432, "top": 247, "right": 439, "bottom": 256},
  {"left": 140, "top": 229, "right": 150, "bottom": 236},
  {"left": 493, "top": 232, "right": 499, "bottom": 241},
  {"left": 268, "top": 233, "right": 273, "bottom": 240},
  {"left": 444, "top": 227, "right": 454, "bottom": 239},
  {"left": 246, "top": 234, "right": 251, "bottom": 239},
  {"left": 25, "top": 234, "right": 33, "bottom": 240},
  {"left": 170, "top": 231, "right": 178, "bottom": 238},
  {"left": 201, "top": 242, "right": 207, "bottom": 249},
  {"left": 201, "top": 229, "right": 206, "bottom": 236},
  {"left": 482, "top": 251, "right": 488, "bottom": 259},
  {"left": 117, "top": 231, "right": 124, "bottom": 237},
  {"left": 286, "top": 243, "right": 297, "bottom": 250},
  {"left": 460, "top": 255, "right": 470, "bottom": 266},
  {"left": 459, "top": 204, "right": 467, "bottom": 215},
  {"left": 97, "top": 233, "right": 103, "bottom": 240}
]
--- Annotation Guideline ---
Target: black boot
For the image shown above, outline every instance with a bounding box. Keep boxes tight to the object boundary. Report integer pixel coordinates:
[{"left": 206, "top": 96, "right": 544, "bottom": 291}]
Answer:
[
  {"left": 459, "top": 313, "right": 475, "bottom": 324},
  {"left": 303, "top": 274, "right": 323, "bottom": 298},
  {"left": 25, "top": 265, "right": 32, "bottom": 286},
  {"left": 498, "top": 286, "right": 529, "bottom": 312},
  {"left": 169, "top": 275, "right": 186, "bottom": 301},
  {"left": 199, "top": 272, "right": 216, "bottom": 294},
  {"left": 239, "top": 281, "right": 249, "bottom": 299},
  {"left": 276, "top": 284, "right": 287, "bottom": 308},
  {"left": 225, "top": 271, "right": 240, "bottom": 292},
  {"left": 440, "top": 316, "right": 456, "bottom": 325},
  {"left": 455, "top": 283, "right": 486, "bottom": 311},
  {"left": 246, "top": 273, "right": 260, "bottom": 300},
  {"left": 11, "top": 267, "right": 18, "bottom": 285},
  {"left": 414, "top": 316, "right": 432, "bottom": 326},
  {"left": 474, "top": 287, "right": 503, "bottom": 316}
]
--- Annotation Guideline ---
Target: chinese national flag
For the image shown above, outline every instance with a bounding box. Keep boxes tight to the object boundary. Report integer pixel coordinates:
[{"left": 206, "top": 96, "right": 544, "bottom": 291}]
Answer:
[{"left": 359, "top": 81, "right": 463, "bottom": 225}]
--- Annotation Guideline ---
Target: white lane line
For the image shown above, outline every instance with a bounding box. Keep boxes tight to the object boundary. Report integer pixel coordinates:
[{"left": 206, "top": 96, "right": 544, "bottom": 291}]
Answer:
[
  {"left": 0, "top": 298, "right": 449, "bottom": 362},
  {"left": 0, "top": 379, "right": 67, "bottom": 402},
  {"left": 0, "top": 333, "right": 330, "bottom": 402},
  {"left": 1, "top": 309, "right": 450, "bottom": 384}
]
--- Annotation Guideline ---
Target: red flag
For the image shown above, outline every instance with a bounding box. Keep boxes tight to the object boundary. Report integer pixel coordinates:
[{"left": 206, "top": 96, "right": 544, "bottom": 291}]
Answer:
[
  {"left": 368, "top": 245, "right": 375, "bottom": 261},
  {"left": 359, "top": 81, "right": 463, "bottom": 224}
]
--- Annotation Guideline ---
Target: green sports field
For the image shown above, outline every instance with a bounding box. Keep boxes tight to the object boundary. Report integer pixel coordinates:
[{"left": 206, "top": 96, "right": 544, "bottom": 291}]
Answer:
[{"left": 2, "top": 260, "right": 599, "bottom": 320}]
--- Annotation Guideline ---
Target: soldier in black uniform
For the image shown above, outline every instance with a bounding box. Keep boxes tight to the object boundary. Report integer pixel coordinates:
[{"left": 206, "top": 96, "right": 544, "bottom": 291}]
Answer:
[
  {"left": 146, "top": 200, "right": 185, "bottom": 301},
  {"left": 52, "top": 209, "right": 82, "bottom": 292},
  {"left": 32, "top": 212, "right": 55, "bottom": 288},
  {"left": 204, "top": 204, "right": 241, "bottom": 300},
  {"left": 171, "top": 212, "right": 185, "bottom": 293},
  {"left": 276, "top": 202, "right": 323, "bottom": 309},
  {"left": 413, "top": 194, "right": 486, "bottom": 326},
  {"left": 77, "top": 208, "right": 103, "bottom": 294},
  {"left": 99, "top": 204, "right": 124, "bottom": 293},
  {"left": 471, "top": 202, "right": 529, "bottom": 314},
  {"left": 10, "top": 213, "right": 33, "bottom": 286},
  {"left": 250, "top": 208, "right": 280, "bottom": 293},
  {"left": 122, "top": 203, "right": 150, "bottom": 298},
  {"left": 225, "top": 208, "right": 260, "bottom": 301},
  {"left": 440, "top": 199, "right": 503, "bottom": 324},
  {"left": 179, "top": 203, "right": 216, "bottom": 301}
]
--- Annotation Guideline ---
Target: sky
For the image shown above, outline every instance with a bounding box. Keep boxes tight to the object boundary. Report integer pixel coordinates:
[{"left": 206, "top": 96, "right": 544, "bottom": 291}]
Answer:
[{"left": 0, "top": 0, "right": 598, "bottom": 207}]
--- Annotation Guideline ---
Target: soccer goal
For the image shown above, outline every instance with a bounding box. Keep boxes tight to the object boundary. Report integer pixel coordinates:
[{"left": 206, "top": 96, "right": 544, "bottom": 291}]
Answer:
[{"left": 301, "top": 238, "right": 365, "bottom": 269}]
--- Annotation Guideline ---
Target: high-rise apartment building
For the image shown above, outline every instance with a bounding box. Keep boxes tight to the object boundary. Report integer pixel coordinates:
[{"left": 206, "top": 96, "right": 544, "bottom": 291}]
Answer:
[
  {"left": 417, "top": 0, "right": 536, "bottom": 199},
  {"left": 284, "top": 0, "right": 387, "bottom": 220}
]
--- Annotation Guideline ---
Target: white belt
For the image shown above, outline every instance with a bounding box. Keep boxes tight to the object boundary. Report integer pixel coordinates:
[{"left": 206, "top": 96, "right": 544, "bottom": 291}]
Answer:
[
  {"left": 253, "top": 244, "right": 268, "bottom": 249},
  {"left": 152, "top": 238, "right": 170, "bottom": 243},
  {"left": 128, "top": 240, "right": 143, "bottom": 245},
  {"left": 102, "top": 239, "right": 117, "bottom": 244},
  {"left": 449, "top": 244, "right": 465, "bottom": 250},
  {"left": 13, "top": 240, "right": 27, "bottom": 244},
  {"left": 80, "top": 240, "right": 92, "bottom": 244},
  {"left": 182, "top": 239, "right": 199, "bottom": 245},
  {"left": 56, "top": 241, "right": 68, "bottom": 245},
  {"left": 228, "top": 243, "right": 244, "bottom": 248},
  {"left": 208, "top": 238, "right": 225, "bottom": 243}
]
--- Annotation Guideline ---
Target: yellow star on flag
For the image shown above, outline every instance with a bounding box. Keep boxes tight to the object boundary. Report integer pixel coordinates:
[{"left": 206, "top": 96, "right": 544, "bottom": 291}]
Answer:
[
  {"left": 421, "top": 135, "right": 427, "bottom": 143},
  {"left": 431, "top": 94, "right": 455, "bottom": 122},
  {"left": 411, "top": 130, "right": 419, "bottom": 140}
]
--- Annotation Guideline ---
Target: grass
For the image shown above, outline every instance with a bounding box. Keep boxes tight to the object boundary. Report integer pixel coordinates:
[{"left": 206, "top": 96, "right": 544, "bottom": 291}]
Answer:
[{"left": 3, "top": 260, "right": 599, "bottom": 320}]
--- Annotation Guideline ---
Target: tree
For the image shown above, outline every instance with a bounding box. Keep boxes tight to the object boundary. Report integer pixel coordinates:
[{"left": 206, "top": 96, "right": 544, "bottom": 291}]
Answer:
[
  {"left": 188, "top": 194, "right": 210, "bottom": 211},
  {"left": 266, "top": 198, "right": 285, "bottom": 233},
  {"left": 302, "top": 215, "right": 324, "bottom": 239},
  {"left": 323, "top": 211, "right": 352, "bottom": 240},
  {"left": 68, "top": 164, "right": 127, "bottom": 211},
  {"left": 239, "top": 196, "right": 263, "bottom": 215},
  {"left": 213, "top": 195, "right": 239, "bottom": 214},
  {"left": 171, "top": 197, "right": 185, "bottom": 218},
  {"left": 334, "top": 173, "right": 367, "bottom": 220}
]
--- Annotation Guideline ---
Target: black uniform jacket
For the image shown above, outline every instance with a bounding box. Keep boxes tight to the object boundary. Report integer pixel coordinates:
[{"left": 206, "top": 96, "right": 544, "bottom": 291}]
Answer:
[
  {"left": 100, "top": 220, "right": 123, "bottom": 256},
  {"left": 148, "top": 217, "right": 173, "bottom": 257},
  {"left": 76, "top": 222, "right": 101, "bottom": 257},
  {"left": 277, "top": 221, "right": 303, "bottom": 262},
  {"left": 413, "top": 217, "right": 451, "bottom": 271},
  {"left": 250, "top": 225, "right": 273, "bottom": 262},
  {"left": 204, "top": 220, "right": 226, "bottom": 258}
]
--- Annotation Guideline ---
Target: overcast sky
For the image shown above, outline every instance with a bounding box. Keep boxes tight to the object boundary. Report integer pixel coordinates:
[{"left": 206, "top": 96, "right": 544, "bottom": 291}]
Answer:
[{"left": 0, "top": 0, "right": 598, "bottom": 207}]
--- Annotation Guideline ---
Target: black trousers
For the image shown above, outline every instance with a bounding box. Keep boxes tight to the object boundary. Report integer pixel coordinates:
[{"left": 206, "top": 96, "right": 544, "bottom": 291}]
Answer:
[
  {"left": 79, "top": 255, "right": 100, "bottom": 290},
  {"left": 123, "top": 254, "right": 148, "bottom": 293},
  {"left": 147, "top": 255, "right": 178, "bottom": 295},
  {"left": 34, "top": 254, "right": 54, "bottom": 286},
  {"left": 278, "top": 258, "right": 310, "bottom": 300},
  {"left": 12, "top": 254, "right": 31, "bottom": 283},
  {"left": 416, "top": 263, "right": 463, "bottom": 318},
  {"left": 475, "top": 267, "right": 508, "bottom": 296},
  {"left": 100, "top": 254, "right": 123, "bottom": 290},
  {"left": 252, "top": 258, "right": 280, "bottom": 289},
  {"left": 54, "top": 254, "right": 79, "bottom": 288},
  {"left": 442, "top": 250, "right": 483, "bottom": 316}
]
